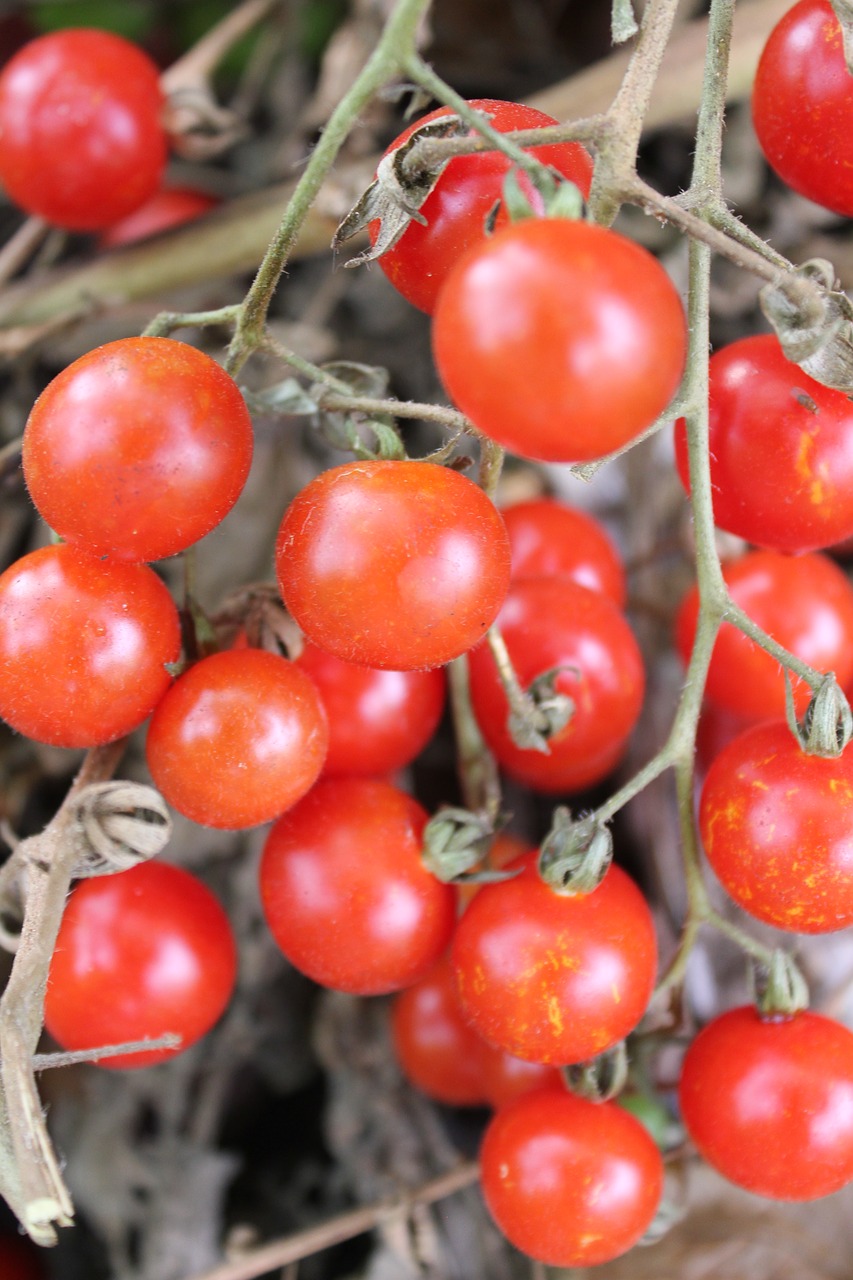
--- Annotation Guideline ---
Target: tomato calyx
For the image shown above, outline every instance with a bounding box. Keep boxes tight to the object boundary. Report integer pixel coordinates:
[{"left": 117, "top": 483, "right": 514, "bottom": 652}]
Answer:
[
  {"left": 506, "top": 666, "right": 575, "bottom": 752},
  {"left": 788, "top": 672, "right": 853, "bottom": 757},
  {"left": 422, "top": 806, "right": 500, "bottom": 882},
  {"left": 500, "top": 164, "right": 585, "bottom": 225},
  {"left": 564, "top": 1040, "right": 628, "bottom": 1103},
  {"left": 538, "top": 808, "right": 613, "bottom": 895},
  {"left": 333, "top": 114, "right": 473, "bottom": 267},
  {"left": 830, "top": 0, "right": 853, "bottom": 70},
  {"left": 754, "top": 949, "right": 810, "bottom": 1019},
  {"left": 760, "top": 258, "right": 853, "bottom": 393}
]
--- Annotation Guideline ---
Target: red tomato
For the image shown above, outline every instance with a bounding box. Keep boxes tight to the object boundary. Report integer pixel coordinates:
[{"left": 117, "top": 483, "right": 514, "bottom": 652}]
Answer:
[
  {"left": 23, "top": 337, "right": 254, "bottom": 564},
  {"left": 44, "top": 861, "right": 237, "bottom": 1070},
  {"left": 146, "top": 649, "right": 328, "bottom": 830},
  {"left": 276, "top": 460, "right": 511, "bottom": 671},
  {"left": 674, "top": 335, "right": 853, "bottom": 553},
  {"left": 501, "top": 497, "right": 626, "bottom": 606},
  {"left": 259, "top": 778, "right": 456, "bottom": 995},
  {"left": 294, "top": 642, "right": 445, "bottom": 778},
  {"left": 390, "top": 955, "right": 488, "bottom": 1105},
  {"left": 479, "top": 1045, "right": 561, "bottom": 1110},
  {"left": 372, "top": 99, "right": 593, "bottom": 314},
  {"left": 676, "top": 550, "right": 853, "bottom": 722},
  {"left": 480, "top": 1087, "right": 663, "bottom": 1266},
  {"left": 467, "top": 577, "right": 645, "bottom": 793},
  {"left": 0, "top": 544, "right": 180, "bottom": 748},
  {"left": 752, "top": 0, "right": 853, "bottom": 216},
  {"left": 99, "top": 186, "right": 219, "bottom": 249},
  {"left": 0, "top": 29, "right": 166, "bottom": 229},
  {"left": 456, "top": 831, "right": 534, "bottom": 909},
  {"left": 679, "top": 1006, "right": 853, "bottom": 1199},
  {"left": 452, "top": 852, "right": 657, "bottom": 1065},
  {"left": 432, "top": 218, "right": 686, "bottom": 463},
  {"left": 699, "top": 719, "right": 853, "bottom": 932}
]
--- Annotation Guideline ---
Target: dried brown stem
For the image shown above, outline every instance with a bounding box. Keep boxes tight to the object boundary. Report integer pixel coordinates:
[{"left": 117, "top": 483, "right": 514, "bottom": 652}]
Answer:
[{"left": 185, "top": 1162, "right": 479, "bottom": 1280}]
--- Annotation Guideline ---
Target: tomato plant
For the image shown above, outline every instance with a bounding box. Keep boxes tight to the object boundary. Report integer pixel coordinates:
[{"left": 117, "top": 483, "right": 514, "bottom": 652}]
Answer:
[
  {"left": 675, "top": 550, "right": 853, "bottom": 722},
  {"left": 390, "top": 955, "right": 489, "bottom": 1105},
  {"left": 0, "top": 544, "right": 180, "bottom": 748},
  {"left": 276, "top": 460, "right": 511, "bottom": 671},
  {"left": 0, "top": 28, "right": 166, "bottom": 229},
  {"left": 480, "top": 1087, "right": 664, "bottom": 1266},
  {"left": 699, "top": 720, "right": 853, "bottom": 933},
  {"left": 294, "top": 642, "right": 445, "bottom": 777},
  {"left": 44, "top": 861, "right": 237, "bottom": 1070},
  {"left": 467, "top": 577, "right": 645, "bottom": 793},
  {"left": 679, "top": 1006, "right": 853, "bottom": 1199},
  {"left": 99, "top": 187, "right": 219, "bottom": 249},
  {"left": 752, "top": 0, "right": 853, "bottom": 216},
  {"left": 432, "top": 217, "right": 687, "bottom": 463},
  {"left": 501, "top": 496, "right": 626, "bottom": 605},
  {"left": 674, "top": 335, "right": 853, "bottom": 553},
  {"left": 259, "top": 778, "right": 457, "bottom": 995},
  {"left": 372, "top": 99, "right": 593, "bottom": 314},
  {"left": 146, "top": 649, "right": 329, "bottom": 830},
  {"left": 452, "top": 851, "right": 657, "bottom": 1064},
  {"left": 23, "top": 337, "right": 254, "bottom": 564}
]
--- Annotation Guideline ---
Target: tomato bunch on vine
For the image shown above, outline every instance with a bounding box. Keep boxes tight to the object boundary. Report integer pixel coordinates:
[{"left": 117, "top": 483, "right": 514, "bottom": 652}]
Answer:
[{"left": 3, "top": 0, "right": 853, "bottom": 1274}]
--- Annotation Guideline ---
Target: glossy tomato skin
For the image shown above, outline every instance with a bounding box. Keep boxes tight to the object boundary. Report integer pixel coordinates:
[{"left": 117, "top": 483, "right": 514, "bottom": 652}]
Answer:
[
  {"left": 467, "top": 577, "right": 644, "bottom": 793},
  {"left": 679, "top": 1007, "right": 853, "bottom": 1199},
  {"left": 481, "top": 1087, "right": 664, "bottom": 1266},
  {"left": 699, "top": 720, "right": 853, "bottom": 932},
  {"left": 23, "top": 337, "right": 254, "bottom": 564},
  {"left": 0, "top": 544, "right": 180, "bottom": 748},
  {"left": 276, "top": 461, "right": 511, "bottom": 671},
  {"left": 674, "top": 335, "right": 853, "bottom": 553},
  {"left": 44, "top": 861, "right": 238, "bottom": 1070},
  {"left": 99, "top": 186, "right": 218, "bottom": 249},
  {"left": 675, "top": 550, "right": 853, "bottom": 722},
  {"left": 432, "top": 218, "right": 686, "bottom": 463},
  {"left": 753, "top": 0, "right": 853, "bottom": 216},
  {"left": 480, "top": 1046, "right": 561, "bottom": 1110},
  {"left": 0, "top": 29, "right": 166, "bottom": 229},
  {"left": 259, "top": 778, "right": 456, "bottom": 995},
  {"left": 502, "top": 497, "right": 626, "bottom": 606},
  {"left": 146, "top": 649, "right": 328, "bottom": 830},
  {"left": 391, "top": 955, "right": 488, "bottom": 1105},
  {"left": 373, "top": 100, "right": 593, "bottom": 314},
  {"left": 294, "top": 642, "right": 445, "bottom": 777},
  {"left": 452, "top": 852, "right": 657, "bottom": 1065}
]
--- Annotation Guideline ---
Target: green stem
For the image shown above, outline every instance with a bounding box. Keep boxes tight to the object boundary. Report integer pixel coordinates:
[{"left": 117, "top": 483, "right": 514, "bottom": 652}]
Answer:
[
  {"left": 447, "top": 656, "right": 502, "bottom": 821},
  {"left": 227, "top": 0, "right": 433, "bottom": 374},
  {"left": 143, "top": 305, "right": 241, "bottom": 339}
]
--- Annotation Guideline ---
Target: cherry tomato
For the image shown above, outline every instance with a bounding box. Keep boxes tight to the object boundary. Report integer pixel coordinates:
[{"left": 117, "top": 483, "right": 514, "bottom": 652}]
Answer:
[
  {"left": 752, "top": 0, "right": 853, "bottom": 216},
  {"left": 0, "top": 29, "right": 166, "bottom": 229},
  {"left": 372, "top": 99, "right": 593, "bottom": 315},
  {"left": 467, "top": 577, "right": 645, "bottom": 793},
  {"left": 674, "top": 335, "right": 853, "bottom": 553},
  {"left": 390, "top": 955, "right": 489, "bottom": 1106},
  {"left": 699, "top": 720, "right": 853, "bottom": 932},
  {"left": 480, "top": 1087, "right": 663, "bottom": 1266},
  {"left": 432, "top": 218, "right": 687, "bottom": 463},
  {"left": 452, "top": 851, "right": 657, "bottom": 1065},
  {"left": 0, "top": 544, "right": 180, "bottom": 748},
  {"left": 479, "top": 1045, "right": 561, "bottom": 1110},
  {"left": 146, "top": 649, "right": 328, "bottom": 830},
  {"left": 294, "top": 642, "right": 445, "bottom": 778},
  {"left": 675, "top": 550, "right": 853, "bottom": 722},
  {"left": 276, "top": 460, "right": 511, "bottom": 671},
  {"left": 259, "top": 778, "right": 456, "bottom": 995},
  {"left": 456, "top": 831, "right": 534, "bottom": 909},
  {"left": 502, "top": 497, "right": 626, "bottom": 605},
  {"left": 679, "top": 1006, "right": 853, "bottom": 1199},
  {"left": 99, "top": 186, "right": 218, "bottom": 249},
  {"left": 23, "top": 337, "right": 254, "bottom": 564},
  {"left": 44, "top": 861, "right": 237, "bottom": 1070}
]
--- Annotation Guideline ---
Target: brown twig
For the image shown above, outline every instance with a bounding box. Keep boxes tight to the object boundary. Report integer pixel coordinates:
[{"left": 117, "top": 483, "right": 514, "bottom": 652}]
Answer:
[{"left": 185, "top": 1162, "right": 480, "bottom": 1280}]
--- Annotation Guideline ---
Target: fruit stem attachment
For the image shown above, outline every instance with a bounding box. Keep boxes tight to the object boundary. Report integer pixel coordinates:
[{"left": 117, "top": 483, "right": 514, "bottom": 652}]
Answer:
[
  {"left": 564, "top": 1040, "right": 628, "bottom": 1102},
  {"left": 754, "top": 950, "right": 810, "bottom": 1020},
  {"left": 538, "top": 809, "right": 613, "bottom": 896}
]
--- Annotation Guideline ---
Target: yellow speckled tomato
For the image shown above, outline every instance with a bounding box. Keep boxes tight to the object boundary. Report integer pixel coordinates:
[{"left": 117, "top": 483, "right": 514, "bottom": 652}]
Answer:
[
  {"left": 700, "top": 720, "right": 853, "bottom": 932},
  {"left": 451, "top": 851, "right": 657, "bottom": 1065}
]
